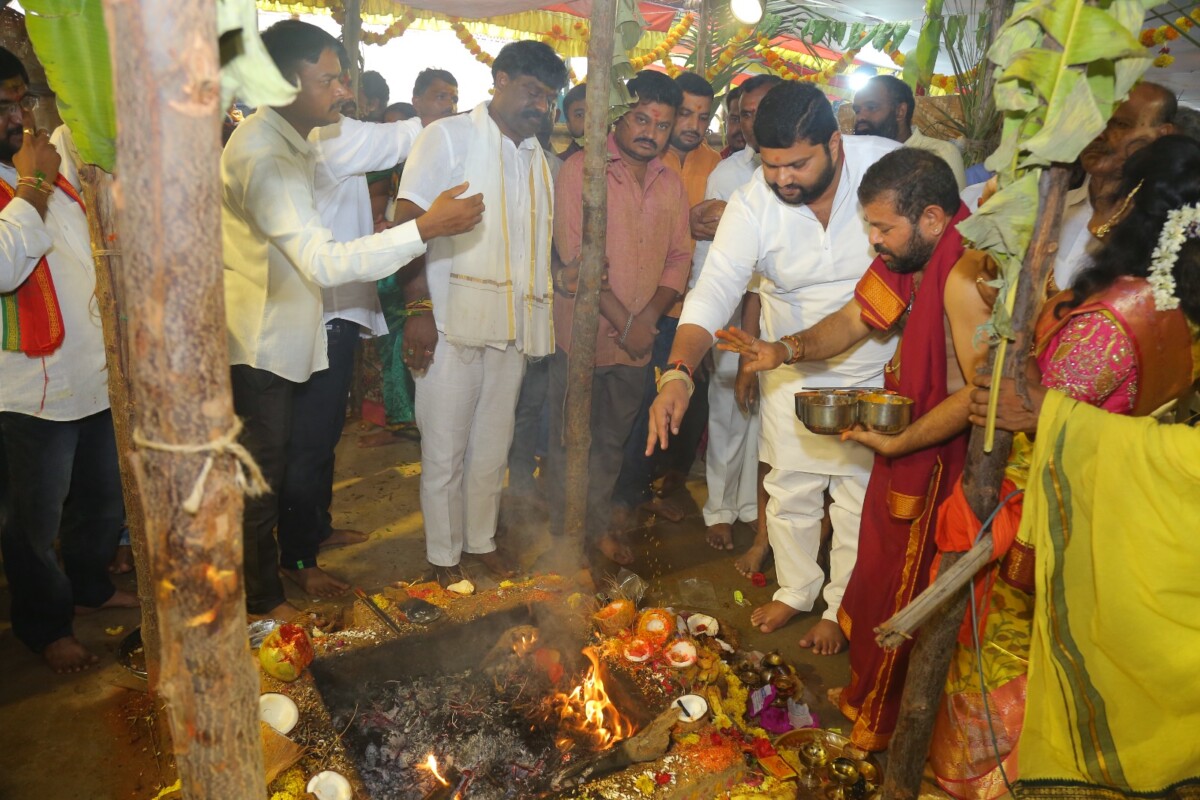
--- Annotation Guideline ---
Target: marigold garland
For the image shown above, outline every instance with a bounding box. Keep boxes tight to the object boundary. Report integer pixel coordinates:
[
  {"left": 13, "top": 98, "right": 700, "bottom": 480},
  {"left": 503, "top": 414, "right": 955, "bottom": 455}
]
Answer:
[
  {"left": 330, "top": 6, "right": 416, "bottom": 45},
  {"left": 705, "top": 24, "right": 756, "bottom": 81},
  {"left": 629, "top": 13, "right": 694, "bottom": 71},
  {"left": 1139, "top": 4, "right": 1199, "bottom": 58},
  {"left": 450, "top": 19, "right": 495, "bottom": 66}
]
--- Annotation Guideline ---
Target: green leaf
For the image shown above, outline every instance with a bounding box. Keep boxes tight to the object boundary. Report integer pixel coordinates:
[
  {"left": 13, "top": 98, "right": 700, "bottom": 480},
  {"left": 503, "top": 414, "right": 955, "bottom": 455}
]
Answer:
[
  {"left": 993, "top": 77, "right": 1040, "bottom": 112},
  {"left": 988, "top": 17, "right": 1042, "bottom": 69},
  {"left": 1003, "top": 47, "right": 1062, "bottom": 99},
  {"left": 956, "top": 171, "right": 1040, "bottom": 260},
  {"left": 24, "top": 0, "right": 115, "bottom": 171},
  {"left": 808, "top": 20, "right": 831, "bottom": 45},
  {"left": 848, "top": 22, "right": 866, "bottom": 47},
  {"left": 892, "top": 22, "right": 912, "bottom": 48},
  {"left": 871, "top": 23, "right": 894, "bottom": 51},
  {"left": 1023, "top": 69, "right": 1106, "bottom": 163},
  {"left": 218, "top": 0, "right": 299, "bottom": 110}
]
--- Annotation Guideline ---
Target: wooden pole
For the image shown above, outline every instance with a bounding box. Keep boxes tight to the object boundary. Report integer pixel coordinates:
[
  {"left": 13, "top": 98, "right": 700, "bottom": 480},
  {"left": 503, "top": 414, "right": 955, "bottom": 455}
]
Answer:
[
  {"left": 881, "top": 164, "right": 1072, "bottom": 799},
  {"left": 695, "top": 0, "right": 711, "bottom": 77},
  {"left": 562, "top": 0, "right": 617, "bottom": 565},
  {"left": 343, "top": 0, "right": 361, "bottom": 100},
  {"left": 79, "top": 164, "right": 160, "bottom": 684},
  {"left": 101, "top": 1, "right": 265, "bottom": 797}
]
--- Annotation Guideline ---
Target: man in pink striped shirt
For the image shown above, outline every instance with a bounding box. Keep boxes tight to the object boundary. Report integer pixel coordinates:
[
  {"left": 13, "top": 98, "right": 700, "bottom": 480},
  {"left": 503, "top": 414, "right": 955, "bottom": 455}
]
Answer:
[{"left": 547, "top": 70, "right": 693, "bottom": 566}]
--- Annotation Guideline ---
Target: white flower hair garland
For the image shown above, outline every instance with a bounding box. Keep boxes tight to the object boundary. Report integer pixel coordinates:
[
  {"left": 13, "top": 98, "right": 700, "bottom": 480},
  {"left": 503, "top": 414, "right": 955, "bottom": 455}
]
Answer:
[{"left": 1148, "top": 202, "right": 1200, "bottom": 311}]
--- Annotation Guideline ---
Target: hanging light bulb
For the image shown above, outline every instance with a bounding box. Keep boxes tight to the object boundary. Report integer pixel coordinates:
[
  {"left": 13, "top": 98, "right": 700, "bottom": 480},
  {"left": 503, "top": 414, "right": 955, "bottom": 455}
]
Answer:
[{"left": 730, "top": 0, "right": 764, "bottom": 25}]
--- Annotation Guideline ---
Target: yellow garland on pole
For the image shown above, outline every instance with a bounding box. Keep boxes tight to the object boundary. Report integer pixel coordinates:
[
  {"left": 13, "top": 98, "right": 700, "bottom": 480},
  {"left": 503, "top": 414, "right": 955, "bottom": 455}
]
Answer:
[{"left": 629, "top": 12, "right": 694, "bottom": 71}]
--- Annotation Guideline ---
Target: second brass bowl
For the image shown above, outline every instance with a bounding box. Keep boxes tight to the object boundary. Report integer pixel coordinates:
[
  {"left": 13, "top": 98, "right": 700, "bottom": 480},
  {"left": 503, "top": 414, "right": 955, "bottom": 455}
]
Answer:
[
  {"left": 856, "top": 392, "right": 913, "bottom": 434},
  {"left": 795, "top": 391, "right": 858, "bottom": 435}
]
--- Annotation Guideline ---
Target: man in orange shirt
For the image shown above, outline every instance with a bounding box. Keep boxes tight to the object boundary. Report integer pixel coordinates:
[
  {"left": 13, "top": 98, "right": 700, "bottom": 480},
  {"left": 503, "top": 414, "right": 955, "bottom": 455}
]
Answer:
[{"left": 613, "top": 72, "right": 722, "bottom": 523}]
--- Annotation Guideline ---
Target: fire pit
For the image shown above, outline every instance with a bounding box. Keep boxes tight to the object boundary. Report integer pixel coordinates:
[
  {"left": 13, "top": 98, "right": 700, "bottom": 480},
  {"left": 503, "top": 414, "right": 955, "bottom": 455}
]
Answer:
[{"left": 308, "top": 600, "right": 662, "bottom": 799}]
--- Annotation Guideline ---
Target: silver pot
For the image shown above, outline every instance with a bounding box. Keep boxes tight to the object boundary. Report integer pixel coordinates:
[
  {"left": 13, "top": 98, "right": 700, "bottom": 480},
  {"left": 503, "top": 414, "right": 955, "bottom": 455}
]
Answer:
[
  {"left": 857, "top": 392, "right": 913, "bottom": 434},
  {"left": 795, "top": 391, "right": 858, "bottom": 435}
]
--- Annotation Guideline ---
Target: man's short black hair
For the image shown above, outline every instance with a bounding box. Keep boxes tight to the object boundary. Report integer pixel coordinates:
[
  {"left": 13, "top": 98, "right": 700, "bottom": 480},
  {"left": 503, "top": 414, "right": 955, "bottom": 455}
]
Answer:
[
  {"left": 384, "top": 101, "right": 416, "bottom": 120},
  {"left": 754, "top": 82, "right": 838, "bottom": 149},
  {"left": 491, "top": 40, "right": 568, "bottom": 92},
  {"left": 413, "top": 68, "right": 457, "bottom": 97},
  {"left": 675, "top": 71, "right": 714, "bottom": 100},
  {"left": 563, "top": 82, "right": 587, "bottom": 110},
  {"left": 867, "top": 74, "right": 915, "bottom": 126},
  {"left": 627, "top": 70, "right": 683, "bottom": 109},
  {"left": 0, "top": 47, "right": 28, "bottom": 85},
  {"left": 360, "top": 70, "right": 389, "bottom": 105},
  {"left": 739, "top": 74, "right": 783, "bottom": 99},
  {"left": 858, "top": 147, "right": 961, "bottom": 223},
  {"left": 261, "top": 19, "right": 347, "bottom": 80},
  {"left": 725, "top": 85, "right": 743, "bottom": 108}
]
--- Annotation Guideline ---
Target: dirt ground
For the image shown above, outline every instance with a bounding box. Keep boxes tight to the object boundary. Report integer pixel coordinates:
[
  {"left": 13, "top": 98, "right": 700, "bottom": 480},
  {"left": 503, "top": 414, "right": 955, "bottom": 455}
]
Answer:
[{"left": 0, "top": 420, "right": 959, "bottom": 799}]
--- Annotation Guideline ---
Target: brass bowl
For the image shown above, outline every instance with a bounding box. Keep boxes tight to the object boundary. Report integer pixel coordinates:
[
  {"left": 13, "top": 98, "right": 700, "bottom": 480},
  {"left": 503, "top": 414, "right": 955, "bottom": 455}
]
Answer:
[
  {"left": 856, "top": 392, "right": 913, "bottom": 434},
  {"left": 795, "top": 391, "right": 858, "bottom": 435}
]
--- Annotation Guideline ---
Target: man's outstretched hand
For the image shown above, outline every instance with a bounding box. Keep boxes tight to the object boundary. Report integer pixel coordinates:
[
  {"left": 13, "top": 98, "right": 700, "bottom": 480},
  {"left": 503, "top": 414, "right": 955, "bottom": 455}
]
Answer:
[
  {"left": 716, "top": 326, "right": 789, "bottom": 374},
  {"left": 415, "top": 182, "right": 484, "bottom": 241},
  {"left": 645, "top": 380, "right": 691, "bottom": 456}
]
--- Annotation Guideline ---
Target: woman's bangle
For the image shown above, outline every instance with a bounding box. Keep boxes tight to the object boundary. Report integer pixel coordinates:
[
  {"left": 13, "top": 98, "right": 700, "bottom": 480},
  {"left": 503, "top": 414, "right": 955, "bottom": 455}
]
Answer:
[
  {"left": 656, "top": 368, "right": 695, "bottom": 397},
  {"left": 399, "top": 298, "right": 433, "bottom": 317}
]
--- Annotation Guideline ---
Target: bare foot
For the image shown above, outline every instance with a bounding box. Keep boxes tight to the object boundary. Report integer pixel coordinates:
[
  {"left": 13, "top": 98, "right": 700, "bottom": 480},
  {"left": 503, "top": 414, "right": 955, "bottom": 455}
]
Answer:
[
  {"left": 281, "top": 566, "right": 349, "bottom": 598},
  {"left": 43, "top": 636, "right": 100, "bottom": 674},
  {"left": 319, "top": 528, "right": 369, "bottom": 551},
  {"left": 750, "top": 600, "right": 800, "bottom": 634},
  {"left": 358, "top": 427, "right": 419, "bottom": 448},
  {"left": 706, "top": 523, "right": 734, "bottom": 551},
  {"left": 470, "top": 549, "right": 518, "bottom": 579},
  {"left": 656, "top": 469, "right": 687, "bottom": 499},
  {"left": 735, "top": 542, "right": 771, "bottom": 578},
  {"left": 596, "top": 531, "right": 634, "bottom": 566},
  {"left": 798, "top": 618, "right": 847, "bottom": 655},
  {"left": 249, "top": 601, "right": 332, "bottom": 630},
  {"left": 75, "top": 589, "right": 140, "bottom": 615},
  {"left": 641, "top": 497, "right": 684, "bottom": 523},
  {"left": 108, "top": 544, "right": 134, "bottom": 574}
]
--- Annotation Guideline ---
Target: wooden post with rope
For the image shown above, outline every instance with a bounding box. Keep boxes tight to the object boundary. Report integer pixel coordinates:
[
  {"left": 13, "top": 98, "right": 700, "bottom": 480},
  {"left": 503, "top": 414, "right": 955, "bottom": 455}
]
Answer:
[
  {"left": 101, "top": 0, "right": 265, "bottom": 795},
  {"left": 562, "top": 0, "right": 617, "bottom": 568}
]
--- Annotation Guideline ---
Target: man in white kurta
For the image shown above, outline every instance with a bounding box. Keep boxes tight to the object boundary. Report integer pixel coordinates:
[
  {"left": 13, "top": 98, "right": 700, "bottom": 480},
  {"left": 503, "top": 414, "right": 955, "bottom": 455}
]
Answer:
[
  {"left": 275, "top": 113, "right": 425, "bottom": 600},
  {"left": 688, "top": 75, "right": 777, "bottom": 554},
  {"left": 223, "top": 20, "right": 482, "bottom": 617},
  {"left": 393, "top": 41, "right": 567, "bottom": 583},
  {"left": 652, "top": 82, "right": 900, "bottom": 652}
]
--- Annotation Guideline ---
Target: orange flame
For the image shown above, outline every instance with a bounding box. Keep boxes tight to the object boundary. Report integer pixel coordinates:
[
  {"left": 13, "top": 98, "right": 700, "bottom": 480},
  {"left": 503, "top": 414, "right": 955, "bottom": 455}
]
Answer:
[
  {"left": 552, "top": 646, "right": 634, "bottom": 751},
  {"left": 420, "top": 753, "right": 449, "bottom": 786}
]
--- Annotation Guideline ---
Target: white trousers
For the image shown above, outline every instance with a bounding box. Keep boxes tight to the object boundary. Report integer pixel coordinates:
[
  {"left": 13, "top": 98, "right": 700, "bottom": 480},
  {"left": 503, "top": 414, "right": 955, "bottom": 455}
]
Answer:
[
  {"left": 703, "top": 346, "right": 760, "bottom": 526},
  {"left": 764, "top": 467, "right": 867, "bottom": 622},
  {"left": 414, "top": 341, "right": 525, "bottom": 566}
]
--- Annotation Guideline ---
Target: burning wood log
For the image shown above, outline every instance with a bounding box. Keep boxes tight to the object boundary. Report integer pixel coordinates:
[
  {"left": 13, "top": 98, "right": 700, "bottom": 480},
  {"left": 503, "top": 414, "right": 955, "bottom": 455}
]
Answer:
[
  {"left": 548, "top": 706, "right": 678, "bottom": 791},
  {"left": 420, "top": 756, "right": 471, "bottom": 800}
]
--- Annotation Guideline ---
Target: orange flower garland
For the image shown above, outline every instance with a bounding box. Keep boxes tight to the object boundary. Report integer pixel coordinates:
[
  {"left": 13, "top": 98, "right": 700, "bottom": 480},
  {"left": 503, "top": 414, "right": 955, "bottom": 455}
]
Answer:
[
  {"left": 705, "top": 24, "right": 756, "bottom": 80},
  {"left": 629, "top": 13, "right": 694, "bottom": 71},
  {"left": 450, "top": 19, "right": 495, "bottom": 66},
  {"left": 330, "top": 6, "right": 416, "bottom": 45}
]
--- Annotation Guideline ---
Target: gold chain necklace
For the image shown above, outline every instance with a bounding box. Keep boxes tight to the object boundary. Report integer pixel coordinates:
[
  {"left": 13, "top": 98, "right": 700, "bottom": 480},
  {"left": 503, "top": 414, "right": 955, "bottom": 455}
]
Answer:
[{"left": 1089, "top": 178, "right": 1144, "bottom": 239}]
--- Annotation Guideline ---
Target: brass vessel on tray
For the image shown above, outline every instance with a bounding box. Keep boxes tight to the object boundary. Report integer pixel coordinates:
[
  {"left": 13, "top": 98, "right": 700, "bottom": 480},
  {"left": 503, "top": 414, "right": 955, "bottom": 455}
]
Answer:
[{"left": 774, "top": 727, "right": 884, "bottom": 799}]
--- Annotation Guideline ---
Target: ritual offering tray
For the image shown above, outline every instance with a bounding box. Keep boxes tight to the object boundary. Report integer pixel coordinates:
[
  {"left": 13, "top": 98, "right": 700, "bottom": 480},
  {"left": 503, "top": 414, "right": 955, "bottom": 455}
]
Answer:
[
  {"left": 794, "top": 388, "right": 912, "bottom": 436},
  {"left": 774, "top": 728, "right": 884, "bottom": 799}
]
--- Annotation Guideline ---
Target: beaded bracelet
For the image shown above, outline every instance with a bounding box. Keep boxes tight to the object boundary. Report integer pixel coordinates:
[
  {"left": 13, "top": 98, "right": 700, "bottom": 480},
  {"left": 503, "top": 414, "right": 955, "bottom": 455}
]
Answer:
[{"left": 16, "top": 176, "right": 52, "bottom": 194}]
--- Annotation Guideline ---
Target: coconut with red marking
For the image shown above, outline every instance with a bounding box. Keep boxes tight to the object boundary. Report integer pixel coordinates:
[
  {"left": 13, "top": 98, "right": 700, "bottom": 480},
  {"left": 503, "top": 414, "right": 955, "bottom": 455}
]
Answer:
[{"left": 665, "top": 640, "right": 697, "bottom": 668}]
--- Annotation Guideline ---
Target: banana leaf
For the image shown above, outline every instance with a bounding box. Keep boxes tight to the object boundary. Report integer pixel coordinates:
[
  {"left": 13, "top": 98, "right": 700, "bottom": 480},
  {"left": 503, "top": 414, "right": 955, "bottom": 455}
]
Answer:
[{"left": 23, "top": 0, "right": 115, "bottom": 171}]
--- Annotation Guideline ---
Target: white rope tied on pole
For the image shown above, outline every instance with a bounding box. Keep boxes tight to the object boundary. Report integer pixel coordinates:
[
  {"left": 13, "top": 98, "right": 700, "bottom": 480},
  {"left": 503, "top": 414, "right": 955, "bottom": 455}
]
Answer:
[{"left": 133, "top": 417, "right": 270, "bottom": 514}]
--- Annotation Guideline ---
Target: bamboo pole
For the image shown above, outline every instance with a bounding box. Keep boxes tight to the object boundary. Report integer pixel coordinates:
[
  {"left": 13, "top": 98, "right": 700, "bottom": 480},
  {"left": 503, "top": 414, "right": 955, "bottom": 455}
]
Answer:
[
  {"left": 100, "top": 1, "right": 265, "bottom": 797},
  {"left": 695, "top": 0, "right": 711, "bottom": 77},
  {"left": 79, "top": 164, "right": 160, "bottom": 684},
  {"left": 343, "top": 0, "right": 361, "bottom": 99},
  {"left": 562, "top": 0, "right": 617, "bottom": 566},
  {"left": 881, "top": 164, "right": 1072, "bottom": 799}
]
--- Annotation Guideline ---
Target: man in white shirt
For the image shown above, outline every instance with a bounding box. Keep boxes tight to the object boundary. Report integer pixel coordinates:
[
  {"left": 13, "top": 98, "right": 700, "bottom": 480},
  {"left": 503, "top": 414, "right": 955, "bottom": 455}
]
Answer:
[
  {"left": 394, "top": 40, "right": 567, "bottom": 585},
  {"left": 852, "top": 75, "right": 966, "bottom": 190},
  {"left": 686, "top": 74, "right": 779, "bottom": 560},
  {"left": 223, "top": 20, "right": 482, "bottom": 619},
  {"left": 649, "top": 82, "right": 900, "bottom": 654},
  {"left": 275, "top": 103, "right": 426, "bottom": 600},
  {"left": 0, "top": 49, "right": 137, "bottom": 672}
]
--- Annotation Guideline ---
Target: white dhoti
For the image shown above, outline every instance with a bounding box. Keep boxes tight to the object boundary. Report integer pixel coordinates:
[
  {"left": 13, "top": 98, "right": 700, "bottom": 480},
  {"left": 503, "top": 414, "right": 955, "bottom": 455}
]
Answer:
[
  {"left": 764, "top": 467, "right": 867, "bottom": 621},
  {"left": 414, "top": 341, "right": 525, "bottom": 566},
  {"left": 703, "top": 345, "right": 760, "bottom": 526}
]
